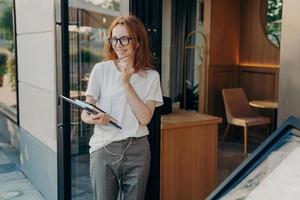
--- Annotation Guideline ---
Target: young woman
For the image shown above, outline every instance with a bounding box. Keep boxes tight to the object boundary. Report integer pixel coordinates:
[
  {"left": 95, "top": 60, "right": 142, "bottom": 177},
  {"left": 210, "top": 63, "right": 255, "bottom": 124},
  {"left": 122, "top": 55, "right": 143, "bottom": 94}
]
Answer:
[{"left": 81, "top": 15, "right": 163, "bottom": 200}]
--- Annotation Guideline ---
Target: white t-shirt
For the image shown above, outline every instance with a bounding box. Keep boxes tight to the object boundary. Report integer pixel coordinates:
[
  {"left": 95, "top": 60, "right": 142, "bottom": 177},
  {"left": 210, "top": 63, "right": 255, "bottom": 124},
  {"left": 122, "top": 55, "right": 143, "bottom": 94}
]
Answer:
[{"left": 85, "top": 60, "right": 163, "bottom": 153}]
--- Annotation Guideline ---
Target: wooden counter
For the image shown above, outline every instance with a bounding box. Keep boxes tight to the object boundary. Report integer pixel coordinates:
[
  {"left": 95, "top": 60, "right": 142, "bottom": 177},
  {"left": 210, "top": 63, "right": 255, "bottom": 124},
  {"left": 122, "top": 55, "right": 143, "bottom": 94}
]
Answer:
[{"left": 160, "top": 109, "right": 222, "bottom": 200}]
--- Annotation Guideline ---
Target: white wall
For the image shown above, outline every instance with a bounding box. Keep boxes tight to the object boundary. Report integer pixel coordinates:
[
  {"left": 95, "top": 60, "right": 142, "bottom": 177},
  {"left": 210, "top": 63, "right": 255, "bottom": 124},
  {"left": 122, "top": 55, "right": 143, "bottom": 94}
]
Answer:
[
  {"left": 15, "top": 0, "right": 57, "bottom": 152},
  {"left": 278, "top": 0, "right": 300, "bottom": 125}
]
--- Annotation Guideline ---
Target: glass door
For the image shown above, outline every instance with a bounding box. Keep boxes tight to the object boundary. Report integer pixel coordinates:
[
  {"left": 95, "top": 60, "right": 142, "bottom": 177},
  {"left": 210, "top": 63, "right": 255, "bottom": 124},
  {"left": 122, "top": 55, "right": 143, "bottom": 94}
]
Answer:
[
  {"left": 66, "top": 1, "right": 125, "bottom": 199},
  {"left": 59, "top": 1, "right": 162, "bottom": 199},
  {"left": 0, "top": 0, "right": 18, "bottom": 120}
]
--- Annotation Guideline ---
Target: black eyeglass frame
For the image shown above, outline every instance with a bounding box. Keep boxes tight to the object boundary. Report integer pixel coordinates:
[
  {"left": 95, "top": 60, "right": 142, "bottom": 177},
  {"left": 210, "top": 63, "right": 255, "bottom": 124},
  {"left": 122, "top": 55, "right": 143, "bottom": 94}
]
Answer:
[{"left": 108, "top": 37, "right": 133, "bottom": 46}]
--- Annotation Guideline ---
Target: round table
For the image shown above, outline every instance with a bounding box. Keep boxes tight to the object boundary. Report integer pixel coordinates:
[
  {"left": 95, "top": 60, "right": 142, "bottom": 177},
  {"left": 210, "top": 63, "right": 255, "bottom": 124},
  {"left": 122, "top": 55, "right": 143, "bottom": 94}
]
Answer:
[
  {"left": 249, "top": 100, "right": 278, "bottom": 109},
  {"left": 249, "top": 100, "right": 278, "bottom": 132}
]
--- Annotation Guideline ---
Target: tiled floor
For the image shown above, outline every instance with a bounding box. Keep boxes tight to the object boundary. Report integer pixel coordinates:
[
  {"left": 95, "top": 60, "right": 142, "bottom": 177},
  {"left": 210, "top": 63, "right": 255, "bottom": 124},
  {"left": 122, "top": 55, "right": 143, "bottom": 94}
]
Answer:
[
  {"left": 71, "top": 154, "right": 93, "bottom": 200},
  {"left": 0, "top": 136, "right": 45, "bottom": 200}
]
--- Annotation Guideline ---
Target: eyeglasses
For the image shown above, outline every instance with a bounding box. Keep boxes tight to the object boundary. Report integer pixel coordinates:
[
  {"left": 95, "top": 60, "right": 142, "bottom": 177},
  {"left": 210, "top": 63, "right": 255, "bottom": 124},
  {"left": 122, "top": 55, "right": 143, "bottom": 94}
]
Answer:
[{"left": 108, "top": 36, "right": 133, "bottom": 46}]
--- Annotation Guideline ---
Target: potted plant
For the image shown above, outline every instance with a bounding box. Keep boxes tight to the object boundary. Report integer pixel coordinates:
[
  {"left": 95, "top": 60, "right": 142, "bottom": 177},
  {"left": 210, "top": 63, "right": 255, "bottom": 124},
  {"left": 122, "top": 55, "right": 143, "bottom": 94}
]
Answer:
[{"left": 0, "top": 52, "right": 8, "bottom": 87}]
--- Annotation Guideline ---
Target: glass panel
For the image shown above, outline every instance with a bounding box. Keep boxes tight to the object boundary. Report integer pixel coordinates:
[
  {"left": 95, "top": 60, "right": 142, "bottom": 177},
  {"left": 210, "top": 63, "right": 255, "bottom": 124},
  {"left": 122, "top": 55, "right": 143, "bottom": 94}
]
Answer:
[
  {"left": 0, "top": 0, "right": 17, "bottom": 115},
  {"left": 68, "top": 1, "right": 121, "bottom": 199},
  {"left": 261, "top": 0, "right": 283, "bottom": 48},
  {"left": 221, "top": 128, "right": 300, "bottom": 199}
]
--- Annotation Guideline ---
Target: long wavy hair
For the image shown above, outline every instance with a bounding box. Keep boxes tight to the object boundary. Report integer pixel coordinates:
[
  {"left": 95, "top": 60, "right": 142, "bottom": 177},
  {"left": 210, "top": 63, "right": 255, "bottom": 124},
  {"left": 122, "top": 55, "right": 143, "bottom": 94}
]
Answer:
[{"left": 103, "top": 15, "right": 154, "bottom": 72}]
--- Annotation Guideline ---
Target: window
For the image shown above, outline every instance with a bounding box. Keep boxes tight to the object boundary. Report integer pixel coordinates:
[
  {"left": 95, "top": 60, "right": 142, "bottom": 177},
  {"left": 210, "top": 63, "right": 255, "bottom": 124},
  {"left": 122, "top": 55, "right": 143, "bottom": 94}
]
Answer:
[
  {"left": 0, "top": 0, "right": 17, "bottom": 118},
  {"left": 67, "top": 1, "right": 121, "bottom": 198}
]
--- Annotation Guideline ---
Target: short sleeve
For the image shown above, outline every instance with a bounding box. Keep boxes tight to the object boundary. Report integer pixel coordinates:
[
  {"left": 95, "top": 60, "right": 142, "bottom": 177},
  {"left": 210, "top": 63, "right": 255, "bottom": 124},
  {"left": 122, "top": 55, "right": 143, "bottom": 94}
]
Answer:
[
  {"left": 85, "top": 65, "right": 100, "bottom": 101},
  {"left": 144, "top": 72, "right": 164, "bottom": 107}
]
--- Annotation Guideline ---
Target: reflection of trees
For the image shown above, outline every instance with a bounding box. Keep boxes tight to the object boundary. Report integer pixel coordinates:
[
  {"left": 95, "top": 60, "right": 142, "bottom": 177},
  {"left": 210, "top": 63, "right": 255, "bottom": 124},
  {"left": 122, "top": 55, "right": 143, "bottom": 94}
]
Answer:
[
  {"left": 0, "top": 0, "right": 13, "bottom": 40},
  {"left": 266, "top": 0, "right": 282, "bottom": 47},
  {"left": 0, "top": 0, "right": 15, "bottom": 90},
  {"left": 7, "top": 56, "right": 16, "bottom": 91},
  {"left": 85, "top": 0, "right": 120, "bottom": 11}
]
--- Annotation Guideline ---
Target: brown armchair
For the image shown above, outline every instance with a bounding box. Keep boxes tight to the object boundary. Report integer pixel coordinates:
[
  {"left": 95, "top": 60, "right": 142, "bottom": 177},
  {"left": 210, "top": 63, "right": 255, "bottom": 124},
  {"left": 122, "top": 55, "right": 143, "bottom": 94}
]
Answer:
[{"left": 222, "top": 88, "right": 271, "bottom": 157}]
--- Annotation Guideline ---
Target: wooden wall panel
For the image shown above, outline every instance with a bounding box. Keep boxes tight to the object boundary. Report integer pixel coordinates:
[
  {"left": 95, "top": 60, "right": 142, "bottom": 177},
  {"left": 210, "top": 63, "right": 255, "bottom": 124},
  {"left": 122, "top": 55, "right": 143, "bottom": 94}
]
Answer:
[
  {"left": 206, "top": 0, "right": 241, "bottom": 116},
  {"left": 240, "top": 0, "right": 280, "bottom": 65},
  {"left": 239, "top": 66, "right": 279, "bottom": 101},
  {"left": 209, "top": 0, "right": 241, "bottom": 65},
  {"left": 207, "top": 65, "right": 278, "bottom": 121},
  {"left": 208, "top": 65, "right": 239, "bottom": 116},
  {"left": 205, "top": 0, "right": 280, "bottom": 117}
]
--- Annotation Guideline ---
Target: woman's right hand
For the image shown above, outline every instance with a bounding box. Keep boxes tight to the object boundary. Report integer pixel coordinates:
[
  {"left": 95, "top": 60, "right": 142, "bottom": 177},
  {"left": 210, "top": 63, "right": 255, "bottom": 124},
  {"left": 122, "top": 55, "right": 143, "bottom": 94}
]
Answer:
[
  {"left": 81, "top": 96, "right": 110, "bottom": 125},
  {"left": 81, "top": 110, "right": 110, "bottom": 125}
]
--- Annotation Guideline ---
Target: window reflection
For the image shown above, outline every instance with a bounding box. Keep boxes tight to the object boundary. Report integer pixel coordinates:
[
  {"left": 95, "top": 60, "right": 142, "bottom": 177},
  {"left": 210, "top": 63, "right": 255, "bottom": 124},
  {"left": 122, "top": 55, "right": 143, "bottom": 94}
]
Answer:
[
  {"left": 0, "top": 0, "right": 17, "bottom": 115},
  {"left": 68, "top": 7, "right": 117, "bottom": 155},
  {"left": 84, "top": 0, "right": 120, "bottom": 11},
  {"left": 265, "top": 0, "right": 283, "bottom": 48},
  {"left": 68, "top": 1, "right": 120, "bottom": 198}
]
